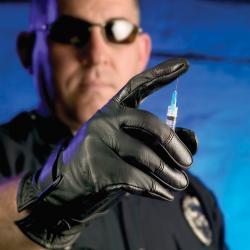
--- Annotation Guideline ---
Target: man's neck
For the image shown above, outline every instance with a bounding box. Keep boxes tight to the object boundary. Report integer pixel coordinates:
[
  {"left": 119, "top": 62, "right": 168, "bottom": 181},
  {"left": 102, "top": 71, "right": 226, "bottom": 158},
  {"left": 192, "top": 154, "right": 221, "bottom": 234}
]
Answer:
[{"left": 36, "top": 102, "right": 80, "bottom": 135}]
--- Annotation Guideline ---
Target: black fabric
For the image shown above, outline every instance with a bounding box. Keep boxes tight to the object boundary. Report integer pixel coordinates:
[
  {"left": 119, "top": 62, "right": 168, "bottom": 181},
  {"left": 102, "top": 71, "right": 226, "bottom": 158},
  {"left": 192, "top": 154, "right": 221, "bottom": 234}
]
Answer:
[
  {"left": 0, "top": 111, "right": 71, "bottom": 179},
  {"left": 0, "top": 111, "right": 227, "bottom": 250}
]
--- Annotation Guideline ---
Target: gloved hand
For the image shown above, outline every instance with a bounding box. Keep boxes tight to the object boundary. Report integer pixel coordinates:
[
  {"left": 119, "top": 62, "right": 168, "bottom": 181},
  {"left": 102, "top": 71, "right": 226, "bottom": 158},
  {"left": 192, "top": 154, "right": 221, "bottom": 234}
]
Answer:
[
  {"left": 175, "top": 127, "right": 199, "bottom": 155},
  {"left": 16, "top": 58, "right": 193, "bottom": 249}
]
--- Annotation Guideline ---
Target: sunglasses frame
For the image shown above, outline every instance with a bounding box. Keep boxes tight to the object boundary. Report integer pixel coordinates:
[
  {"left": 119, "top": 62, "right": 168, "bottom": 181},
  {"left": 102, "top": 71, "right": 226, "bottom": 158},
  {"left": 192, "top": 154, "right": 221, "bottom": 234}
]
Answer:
[{"left": 37, "top": 15, "right": 143, "bottom": 46}]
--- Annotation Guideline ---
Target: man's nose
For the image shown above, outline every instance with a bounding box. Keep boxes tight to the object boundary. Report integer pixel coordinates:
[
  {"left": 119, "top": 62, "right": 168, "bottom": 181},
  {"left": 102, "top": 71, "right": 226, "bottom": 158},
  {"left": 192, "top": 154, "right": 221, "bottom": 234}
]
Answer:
[{"left": 79, "top": 27, "right": 109, "bottom": 65}]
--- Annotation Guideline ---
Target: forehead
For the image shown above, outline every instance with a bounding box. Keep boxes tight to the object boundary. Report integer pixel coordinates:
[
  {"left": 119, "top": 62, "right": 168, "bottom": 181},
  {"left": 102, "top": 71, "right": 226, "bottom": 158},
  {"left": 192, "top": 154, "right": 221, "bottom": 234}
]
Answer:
[{"left": 50, "top": 0, "right": 138, "bottom": 23}]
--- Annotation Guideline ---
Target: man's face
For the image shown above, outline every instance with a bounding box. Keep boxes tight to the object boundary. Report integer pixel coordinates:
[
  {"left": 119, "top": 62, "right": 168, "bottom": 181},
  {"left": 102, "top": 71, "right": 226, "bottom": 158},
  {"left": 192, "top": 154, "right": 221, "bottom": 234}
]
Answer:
[{"left": 33, "top": 0, "right": 151, "bottom": 130}]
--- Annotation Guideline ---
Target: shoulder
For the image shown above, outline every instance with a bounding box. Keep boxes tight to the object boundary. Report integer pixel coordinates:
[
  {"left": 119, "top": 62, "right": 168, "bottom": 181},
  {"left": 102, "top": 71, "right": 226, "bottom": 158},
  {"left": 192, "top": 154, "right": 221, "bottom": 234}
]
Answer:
[
  {"left": 0, "top": 111, "right": 72, "bottom": 178},
  {"left": 0, "top": 110, "right": 70, "bottom": 145},
  {"left": 0, "top": 111, "right": 40, "bottom": 178},
  {"left": 187, "top": 173, "right": 219, "bottom": 210},
  {"left": 0, "top": 111, "right": 36, "bottom": 142}
]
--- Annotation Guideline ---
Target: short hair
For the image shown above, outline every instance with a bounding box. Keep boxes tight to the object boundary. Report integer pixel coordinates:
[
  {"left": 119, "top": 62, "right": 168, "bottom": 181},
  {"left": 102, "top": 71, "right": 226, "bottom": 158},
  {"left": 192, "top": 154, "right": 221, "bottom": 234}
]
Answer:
[
  {"left": 134, "top": 0, "right": 139, "bottom": 10},
  {"left": 133, "top": 0, "right": 141, "bottom": 22},
  {"left": 29, "top": 0, "right": 141, "bottom": 30}
]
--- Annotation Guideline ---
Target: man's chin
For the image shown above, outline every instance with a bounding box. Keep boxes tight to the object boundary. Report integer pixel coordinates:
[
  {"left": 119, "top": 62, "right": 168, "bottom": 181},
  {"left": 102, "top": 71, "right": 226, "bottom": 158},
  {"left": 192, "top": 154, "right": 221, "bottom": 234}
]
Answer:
[
  {"left": 76, "top": 98, "right": 110, "bottom": 123},
  {"left": 64, "top": 88, "right": 118, "bottom": 127}
]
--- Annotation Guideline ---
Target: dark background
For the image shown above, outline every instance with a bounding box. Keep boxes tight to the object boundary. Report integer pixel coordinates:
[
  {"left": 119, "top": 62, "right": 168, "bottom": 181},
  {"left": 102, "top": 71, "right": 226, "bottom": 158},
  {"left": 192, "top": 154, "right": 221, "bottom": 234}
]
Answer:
[{"left": 0, "top": 0, "right": 250, "bottom": 249}]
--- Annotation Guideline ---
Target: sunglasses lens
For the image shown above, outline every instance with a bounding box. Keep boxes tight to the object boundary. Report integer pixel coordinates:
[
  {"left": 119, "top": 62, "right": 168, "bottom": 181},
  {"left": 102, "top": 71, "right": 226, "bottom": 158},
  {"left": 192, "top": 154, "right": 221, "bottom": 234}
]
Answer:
[
  {"left": 48, "top": 16, "right": 140, "bottom": 46},
  {"left": 106, "top": 19, "right": 139, "bottom": 43},
  {"left": 49, "top": 16, "right": 90, "bottom": 46}
]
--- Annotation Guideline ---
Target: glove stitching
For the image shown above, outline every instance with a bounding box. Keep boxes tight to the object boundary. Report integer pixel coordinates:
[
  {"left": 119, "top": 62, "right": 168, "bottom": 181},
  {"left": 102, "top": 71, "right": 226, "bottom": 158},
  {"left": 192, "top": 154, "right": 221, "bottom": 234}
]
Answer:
[
  {"left": 151, "top": 179, "right": 156, "bottom": 192},
  {"left": 104, "top": 134, "right": 188, "bottom": 192},
  {"left": 114, "top": 75, "right": 165, "bottom": 105},
  {"left": 122, "top": 125, "right": 188, "bottom": 166},
  {"left": 126, "top": 125, "right": 191, "bottom": 167},
  {"left": 154, "top": 159, "right": 164, "bottom": 177}
]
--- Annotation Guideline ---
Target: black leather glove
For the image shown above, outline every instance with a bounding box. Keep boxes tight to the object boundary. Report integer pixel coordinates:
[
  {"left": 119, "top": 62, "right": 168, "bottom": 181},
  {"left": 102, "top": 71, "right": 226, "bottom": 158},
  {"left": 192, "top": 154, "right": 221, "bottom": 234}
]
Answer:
[
  {"left": 175, "top": 127, "right": 199, "bottom": 155},
  {"left": 16, "top": 58, "right": 192, "bottom": 249}
]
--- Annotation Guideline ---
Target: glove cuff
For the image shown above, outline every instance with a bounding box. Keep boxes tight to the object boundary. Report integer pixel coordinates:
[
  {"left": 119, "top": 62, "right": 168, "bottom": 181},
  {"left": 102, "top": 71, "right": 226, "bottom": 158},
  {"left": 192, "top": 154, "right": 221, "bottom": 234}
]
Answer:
[
  {"left": 17, "top": 173, "right": 39, "bottom": 212},
  {"left": 16, "top": 172, "right": 77, "bottom": 249},
  {"left": 15, "top": 144, "right": 80, "bottom": 249},
  {"left": 16, "top": 171, "right": 62, "bottom": 212},
  {"left": 17, "top": 144, "right": 64, "bottom": 212},
  {"left": 15, "top": 214, "right": 80, "bottom": 249}
]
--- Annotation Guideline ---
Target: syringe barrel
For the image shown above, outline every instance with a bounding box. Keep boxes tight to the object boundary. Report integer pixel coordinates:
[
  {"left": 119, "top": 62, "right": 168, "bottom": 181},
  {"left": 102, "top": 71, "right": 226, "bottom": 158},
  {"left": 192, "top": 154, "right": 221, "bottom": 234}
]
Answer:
[{"left": 166, "top": 106, "right": 178, "bottom": 130}]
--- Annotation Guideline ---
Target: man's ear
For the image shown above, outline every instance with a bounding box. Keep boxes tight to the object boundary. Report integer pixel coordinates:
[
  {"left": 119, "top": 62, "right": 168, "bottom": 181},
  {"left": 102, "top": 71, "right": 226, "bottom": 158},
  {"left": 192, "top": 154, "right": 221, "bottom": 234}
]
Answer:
[
  {"left": 137, "top": 32, "right": 152, "bottom": 71},
  {"left": 16, "top": 31, "right": 36, "bottom": 74}
]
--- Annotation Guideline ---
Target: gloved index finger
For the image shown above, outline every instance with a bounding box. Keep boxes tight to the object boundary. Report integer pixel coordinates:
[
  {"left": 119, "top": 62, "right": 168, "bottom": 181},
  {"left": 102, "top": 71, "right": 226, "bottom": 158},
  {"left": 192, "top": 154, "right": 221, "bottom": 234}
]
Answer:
[{"left": 114, "top": 58, "right": 189, "bottom": 108}]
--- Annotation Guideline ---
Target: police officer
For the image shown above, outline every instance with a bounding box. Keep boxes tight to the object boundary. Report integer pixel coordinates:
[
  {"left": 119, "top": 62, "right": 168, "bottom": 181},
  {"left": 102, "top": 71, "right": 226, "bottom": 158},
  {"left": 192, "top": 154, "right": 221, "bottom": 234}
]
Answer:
[{"left": 0, "top": 0, "right": 227, "bottom": 249}]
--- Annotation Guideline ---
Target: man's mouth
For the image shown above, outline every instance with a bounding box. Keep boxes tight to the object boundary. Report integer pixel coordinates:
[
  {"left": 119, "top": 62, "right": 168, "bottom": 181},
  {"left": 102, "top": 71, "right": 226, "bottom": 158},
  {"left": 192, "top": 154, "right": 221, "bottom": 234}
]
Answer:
[{"left": 79, "top": 76, "right": 115, "bottom": 90}]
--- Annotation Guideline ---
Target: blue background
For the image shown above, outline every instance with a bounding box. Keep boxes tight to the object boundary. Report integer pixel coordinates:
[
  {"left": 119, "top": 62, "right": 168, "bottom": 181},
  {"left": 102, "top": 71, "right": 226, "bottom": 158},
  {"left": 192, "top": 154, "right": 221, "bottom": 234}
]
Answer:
[{"left": 0, "top": 1, "right": 249, "bottom": 249}]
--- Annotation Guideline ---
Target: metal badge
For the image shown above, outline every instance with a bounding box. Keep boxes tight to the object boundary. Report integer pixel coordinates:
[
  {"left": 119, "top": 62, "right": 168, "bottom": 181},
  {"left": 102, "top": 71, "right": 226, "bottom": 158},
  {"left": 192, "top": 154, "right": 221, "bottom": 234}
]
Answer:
[{"left": 182, "top": 195, "right": 212, "bottom": 246}]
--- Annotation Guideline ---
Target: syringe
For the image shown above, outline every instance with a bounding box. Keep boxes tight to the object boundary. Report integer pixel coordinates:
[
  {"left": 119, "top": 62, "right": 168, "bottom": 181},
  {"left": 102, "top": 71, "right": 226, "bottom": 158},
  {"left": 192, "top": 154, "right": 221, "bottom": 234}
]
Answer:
[{"left": 166, "top": 90, "right": 178, "bottom": 130}]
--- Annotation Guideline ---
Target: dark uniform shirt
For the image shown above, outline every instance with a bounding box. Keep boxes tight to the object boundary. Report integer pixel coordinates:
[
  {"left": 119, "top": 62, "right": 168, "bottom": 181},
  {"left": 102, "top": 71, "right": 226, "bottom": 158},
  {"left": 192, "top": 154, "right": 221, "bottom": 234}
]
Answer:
[{"left": 0, "top": 111, "right": 227, "bottom": 250}]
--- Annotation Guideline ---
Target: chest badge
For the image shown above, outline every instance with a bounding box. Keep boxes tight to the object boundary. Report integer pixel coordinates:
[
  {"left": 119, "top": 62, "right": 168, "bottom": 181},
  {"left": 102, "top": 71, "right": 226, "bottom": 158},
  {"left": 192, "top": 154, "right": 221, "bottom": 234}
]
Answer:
[{"left": 182, "top": 195, "right": 212, "bottom": 246}]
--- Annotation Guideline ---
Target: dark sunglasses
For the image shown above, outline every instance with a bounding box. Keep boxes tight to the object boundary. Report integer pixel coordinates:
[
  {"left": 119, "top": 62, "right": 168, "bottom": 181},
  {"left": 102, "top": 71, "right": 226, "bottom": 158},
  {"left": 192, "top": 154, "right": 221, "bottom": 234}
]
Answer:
[{"left": 38, "top": 15, "right": 142, "bottom": 47}]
